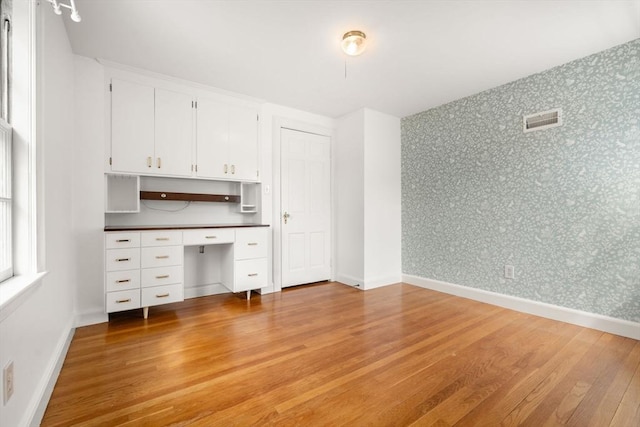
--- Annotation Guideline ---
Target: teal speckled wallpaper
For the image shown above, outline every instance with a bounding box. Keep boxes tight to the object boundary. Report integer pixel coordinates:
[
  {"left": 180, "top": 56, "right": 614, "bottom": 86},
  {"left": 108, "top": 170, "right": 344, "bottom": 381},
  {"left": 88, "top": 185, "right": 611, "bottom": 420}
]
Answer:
[{"left": 401, "top": 39, "right": 639, "bottom": 322}]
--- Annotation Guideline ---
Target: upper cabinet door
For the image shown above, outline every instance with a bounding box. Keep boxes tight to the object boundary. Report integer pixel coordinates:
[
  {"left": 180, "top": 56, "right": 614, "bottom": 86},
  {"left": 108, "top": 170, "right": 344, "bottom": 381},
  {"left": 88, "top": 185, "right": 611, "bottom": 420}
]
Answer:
[
  {"left": 196, "top": 98, "right": 230, "bottom": 179},
  {"left": 155, "top": 89, "right": 194, "bottom": 177},
  {"left": 228, "top": 106, "right": 259, "bottom": 181},
  {"left": 111, "top": 79, "right": 155, "bottom": 174}
]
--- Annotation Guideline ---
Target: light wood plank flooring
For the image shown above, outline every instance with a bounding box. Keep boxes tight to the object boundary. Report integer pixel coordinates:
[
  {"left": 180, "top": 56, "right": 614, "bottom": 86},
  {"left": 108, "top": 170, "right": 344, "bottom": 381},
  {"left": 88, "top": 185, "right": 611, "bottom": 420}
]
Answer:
[{"left": 42, "top": 282, "right": 640, "bottom": 426}]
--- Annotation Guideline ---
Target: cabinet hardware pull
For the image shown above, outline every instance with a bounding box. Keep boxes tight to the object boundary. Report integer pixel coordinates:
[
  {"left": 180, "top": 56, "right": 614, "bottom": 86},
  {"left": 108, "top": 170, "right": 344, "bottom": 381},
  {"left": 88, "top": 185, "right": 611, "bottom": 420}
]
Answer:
[
  {"left": 116, "top": 298, "right": 131, "bottom": 303},
  {"left": 231, "top": 164, "right": 235, "bottom": 174},
  {"left": 116, "top": 239, "right": 131, "bottom": 243},
  {"left": 156, "top": 293, "right": 170, "bottom": 298},
  {"left": 155, "top": 237, "right": 170, "bottom": 241},
  {"left": 147, "top": 157, "right": 152, "bottom": 168},
  {"left": 248, "top": 273, "right": 258, "bottom": 277},
  {"left": 116, "top": 258, "right": 130, "bottom": 262},
  {"left": 224, "top": 164, "right": 228, "bottom": 174},
  {"left": 205, "top": 236, "right": 217, "bottom": 239},
  {"left": 157, "top": 157, "right": 162, "bottom": 168},
  {"left": 116, "top": 279, "right": 131, "bottom": 283},
  {"left": 155, "top": 255, "right": 169, "bottom": 259},
  {"left": 247, "top": 243, "right": 258, "bottom": 246},
  {"left": 156, "top": 275, "right": 170, "bottom": 279}
]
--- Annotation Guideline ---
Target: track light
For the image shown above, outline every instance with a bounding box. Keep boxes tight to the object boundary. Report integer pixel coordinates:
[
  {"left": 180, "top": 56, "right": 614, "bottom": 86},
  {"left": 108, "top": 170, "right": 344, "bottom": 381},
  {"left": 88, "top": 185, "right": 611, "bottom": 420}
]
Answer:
[{"left": 47, "top": 0, "right": 81, "bottom": 23}]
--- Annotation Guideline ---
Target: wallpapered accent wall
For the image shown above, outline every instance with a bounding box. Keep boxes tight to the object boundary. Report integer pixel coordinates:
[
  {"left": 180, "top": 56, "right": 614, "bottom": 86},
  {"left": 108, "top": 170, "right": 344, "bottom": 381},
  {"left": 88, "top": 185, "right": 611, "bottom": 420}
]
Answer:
[{"left": 401, "top": 39, "right": 639, "bottom": 322}]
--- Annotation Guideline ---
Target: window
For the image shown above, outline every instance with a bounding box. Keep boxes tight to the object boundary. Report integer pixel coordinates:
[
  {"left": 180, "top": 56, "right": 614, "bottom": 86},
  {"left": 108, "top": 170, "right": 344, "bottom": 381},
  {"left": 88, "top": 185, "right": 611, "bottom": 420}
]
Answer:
[
  {"left": 0, "top": 118, "right": 9, "bottom": 281},
  {"left": 0, "top": 0, "right": 10, "bottom": 282}
]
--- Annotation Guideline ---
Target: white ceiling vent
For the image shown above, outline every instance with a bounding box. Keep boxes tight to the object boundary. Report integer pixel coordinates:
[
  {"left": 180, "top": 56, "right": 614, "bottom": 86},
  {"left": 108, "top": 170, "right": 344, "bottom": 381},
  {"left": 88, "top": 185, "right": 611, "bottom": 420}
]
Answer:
[{"left": 523, "top": 108, "right": 562, "bottom": 133}]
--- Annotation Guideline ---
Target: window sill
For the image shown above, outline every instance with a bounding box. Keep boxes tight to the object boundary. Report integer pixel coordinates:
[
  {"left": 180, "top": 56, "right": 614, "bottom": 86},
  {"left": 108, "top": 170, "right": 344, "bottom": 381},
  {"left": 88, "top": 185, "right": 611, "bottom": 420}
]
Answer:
[{"left": 0, "top": 271, "right": 48, "bottom": 323}]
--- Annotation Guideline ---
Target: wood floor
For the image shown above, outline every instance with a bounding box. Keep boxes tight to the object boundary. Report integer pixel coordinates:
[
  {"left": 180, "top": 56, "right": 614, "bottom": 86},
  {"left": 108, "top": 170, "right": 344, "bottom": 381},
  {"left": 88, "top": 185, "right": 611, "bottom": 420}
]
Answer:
[{"left": 42, "top": 283, "right": 639, "bottom": 426}]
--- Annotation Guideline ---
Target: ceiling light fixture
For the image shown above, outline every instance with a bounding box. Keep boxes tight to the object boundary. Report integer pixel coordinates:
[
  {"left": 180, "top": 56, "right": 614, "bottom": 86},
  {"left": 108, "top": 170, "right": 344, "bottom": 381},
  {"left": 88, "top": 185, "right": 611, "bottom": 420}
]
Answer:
[
  {"left": 47, "top": 0, "right": 82, "bottom": 23},
  {"left": 341, "top": 30, "right": 366, "bottom": 56}
]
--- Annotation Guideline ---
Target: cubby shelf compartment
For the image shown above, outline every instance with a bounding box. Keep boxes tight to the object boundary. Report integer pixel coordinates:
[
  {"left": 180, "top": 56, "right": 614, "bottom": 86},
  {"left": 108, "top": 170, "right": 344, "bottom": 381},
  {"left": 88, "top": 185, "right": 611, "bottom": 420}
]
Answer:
[
  {"left": 105, "top": 174, "right": 140, "bottom": 213},
  {"left": 140, "top": 191, "right": 240, "bottom": 203}
]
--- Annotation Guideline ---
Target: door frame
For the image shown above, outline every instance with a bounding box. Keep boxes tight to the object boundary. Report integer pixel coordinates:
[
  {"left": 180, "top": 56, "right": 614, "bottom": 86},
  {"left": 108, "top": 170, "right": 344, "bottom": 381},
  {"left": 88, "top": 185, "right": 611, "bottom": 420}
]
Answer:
[{"left": 272, "top": 117, "right": 334, "bottom": 292}]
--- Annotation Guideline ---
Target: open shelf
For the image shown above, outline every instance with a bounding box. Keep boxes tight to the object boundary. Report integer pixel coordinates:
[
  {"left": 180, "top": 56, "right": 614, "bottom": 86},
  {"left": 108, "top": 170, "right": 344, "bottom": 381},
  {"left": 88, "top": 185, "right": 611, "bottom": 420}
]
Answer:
[
  {"left": 238, "top": 182, "right": 259, "bottom": 214},
  {"left": 105, "top": 174, "right": 140, "bottom": 213},
  {"left": 140, "top": 191, "right": 240, "bottom": 203}
]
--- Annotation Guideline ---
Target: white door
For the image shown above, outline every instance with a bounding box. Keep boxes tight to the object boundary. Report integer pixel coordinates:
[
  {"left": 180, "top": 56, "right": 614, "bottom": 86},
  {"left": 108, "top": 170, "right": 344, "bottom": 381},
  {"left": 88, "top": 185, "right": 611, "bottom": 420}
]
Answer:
[
  {"left": 281, "top": 128, "right": 331, "bottom": 287},
  {"left": 155, "top": 88, "right": 194, "bottom": 177},
  {"left": 111, "top": 79, "right": 155, "bottom": 174}
]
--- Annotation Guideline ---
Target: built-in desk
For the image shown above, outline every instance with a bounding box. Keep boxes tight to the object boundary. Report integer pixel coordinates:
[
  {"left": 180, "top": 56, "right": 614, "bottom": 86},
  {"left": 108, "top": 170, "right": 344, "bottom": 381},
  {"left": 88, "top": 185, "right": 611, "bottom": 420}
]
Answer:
[{"left": 104, "top": 224, "right": 269, "bottom": 319}]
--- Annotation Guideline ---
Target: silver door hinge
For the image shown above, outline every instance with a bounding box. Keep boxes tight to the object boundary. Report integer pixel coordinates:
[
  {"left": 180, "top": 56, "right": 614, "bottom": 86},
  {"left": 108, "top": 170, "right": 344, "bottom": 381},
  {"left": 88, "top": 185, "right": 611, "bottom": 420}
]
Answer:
[
  {"left": 109, "top": 157, "right": 112, "bottom": 165},
  {"left": 109, "top": 83, "right": 112, "bottom": 92},
  {"left": 257, "top": 114, "right": 259, "bottom": 121},
  {"left": 257, "top": 170, "right": 259, "bottom": 177}
]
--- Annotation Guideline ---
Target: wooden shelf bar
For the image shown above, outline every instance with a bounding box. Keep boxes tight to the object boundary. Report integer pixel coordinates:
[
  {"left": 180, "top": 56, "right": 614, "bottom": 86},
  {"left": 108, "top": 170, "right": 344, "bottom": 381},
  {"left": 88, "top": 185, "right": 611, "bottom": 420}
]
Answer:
[{"left": 140, "top": 191, "right": 240, "bottom": 203}]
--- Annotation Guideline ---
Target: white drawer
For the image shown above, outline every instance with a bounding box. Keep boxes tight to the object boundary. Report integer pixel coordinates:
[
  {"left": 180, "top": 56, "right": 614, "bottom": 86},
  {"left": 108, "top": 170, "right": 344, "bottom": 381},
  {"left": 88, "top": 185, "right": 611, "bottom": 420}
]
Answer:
[
  {"left": 141, "top": 231, "right": 183, "bottom": 247},
  {"left": 106, "top": 289, "right": 141, "bottom": 313},
  {"left": 233, "top": 258, "right": 268, "bottom": 292},
  {"left": 141, "top": 265, "right": 183, "bottom": 288},
  {"left": 106, "top": 248, "right": 140, "bottom": 272},
  {"left": 141, "top": 246, "right": 183, "bottom": 268},
  {"left": 105, "top": 232, "right": 140, "bottom": 249},
  {"left": 234, "top": 228, "right": 268, "bottom": 260},
  {"left": 141, "top": 283, "right": 184, "bottom": 307},
  {"left": 106, "top": 270, "right": 140, "bottom": 292},
  {"left": 183, "top": 228, "right": 234, "bottom": 246}
]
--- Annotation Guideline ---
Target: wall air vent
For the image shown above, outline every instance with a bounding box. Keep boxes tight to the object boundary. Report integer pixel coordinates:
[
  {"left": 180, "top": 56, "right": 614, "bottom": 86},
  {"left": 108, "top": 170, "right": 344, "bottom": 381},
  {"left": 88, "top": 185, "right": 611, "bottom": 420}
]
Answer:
[{"left": 523, "top": 108, "right": 562, "bottom": 133}]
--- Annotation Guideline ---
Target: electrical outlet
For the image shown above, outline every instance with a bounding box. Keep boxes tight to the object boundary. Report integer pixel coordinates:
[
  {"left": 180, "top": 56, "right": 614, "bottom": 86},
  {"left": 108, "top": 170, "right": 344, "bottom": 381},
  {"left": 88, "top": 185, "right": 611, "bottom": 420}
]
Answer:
[
  {"left": 3, "top": 361, "right": 14, "bottom": 405},
  {"left": 504, "top": 265, "right": 515, "bottom": 280}
]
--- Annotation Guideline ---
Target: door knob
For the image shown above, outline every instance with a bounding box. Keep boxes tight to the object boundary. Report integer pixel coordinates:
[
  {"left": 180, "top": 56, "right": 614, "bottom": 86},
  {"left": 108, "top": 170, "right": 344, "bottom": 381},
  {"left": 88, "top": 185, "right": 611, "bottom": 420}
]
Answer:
[{"left": 283, "top": 212, "right": 290, "bottom": 224}]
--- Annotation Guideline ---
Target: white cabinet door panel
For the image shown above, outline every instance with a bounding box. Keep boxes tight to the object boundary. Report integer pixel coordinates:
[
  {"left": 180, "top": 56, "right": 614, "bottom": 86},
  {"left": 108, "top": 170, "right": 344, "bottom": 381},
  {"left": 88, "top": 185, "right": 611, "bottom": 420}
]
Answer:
[
  {"left": 141, "top": 283, "right": 184, "bottom": 307},
  {"left": 196, "top": 99, "right": 229, "bottom": 179},
  {"left": 141, "top": 231, "right": 183, "bottom": 247},
  {"left": 182, "top": 228, "right": 234, "bottom": 246},
  {"left": 228, "top": 106, "right": 258, "bottom": 181},
  {"left": 234, "top": 228, "right": 268, "bottom": 260},
  {"left": 233, "top": 258, "right": 268, "bottom": 292},
  {"left": 106, "top": 270, "right": 141, "bottom": 292},
  {"left": 106, "top": 248, "right": 141, "bottom": 272},
  {"left": 106, "top": 289, "right": 141, "bottom": 313},
  {"left": 111, "top": 79, "right": 155, "bottom": 174},
  {"left": 141, "top": 265, "right": 183, "bottom": 288},
  {"left": 155, "top": 89, "right": 194, "bottom": 177},
  {"left": 141, "top": 246, "right": 183, "bottom": 268}
]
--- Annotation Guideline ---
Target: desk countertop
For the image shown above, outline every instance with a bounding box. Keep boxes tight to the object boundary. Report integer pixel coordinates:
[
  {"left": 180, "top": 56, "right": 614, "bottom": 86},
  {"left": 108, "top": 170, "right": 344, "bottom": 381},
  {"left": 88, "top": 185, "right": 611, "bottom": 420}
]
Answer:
[{"left": 104, "top": 224, "right": 270, "bottom": 232}]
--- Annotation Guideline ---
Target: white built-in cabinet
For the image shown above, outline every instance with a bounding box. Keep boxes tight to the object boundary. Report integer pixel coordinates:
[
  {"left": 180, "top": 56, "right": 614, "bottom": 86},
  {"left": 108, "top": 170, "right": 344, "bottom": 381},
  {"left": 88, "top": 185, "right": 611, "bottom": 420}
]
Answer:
[
  {"left": 109, "top": 76, "right": 260, "bottom": 182},
  {"left": 110, "top": 79, "right": 193, "bottom": 177},
  {"left": 196, "top": 98, "right": 259, "bottom": 181}
]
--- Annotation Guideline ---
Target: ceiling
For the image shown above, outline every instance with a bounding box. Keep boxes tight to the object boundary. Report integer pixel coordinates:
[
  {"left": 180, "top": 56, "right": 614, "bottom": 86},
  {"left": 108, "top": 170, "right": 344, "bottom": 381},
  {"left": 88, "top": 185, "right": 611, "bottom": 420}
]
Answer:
[{"left": 62, "top": 1, "right": 640, "bottom": 119}]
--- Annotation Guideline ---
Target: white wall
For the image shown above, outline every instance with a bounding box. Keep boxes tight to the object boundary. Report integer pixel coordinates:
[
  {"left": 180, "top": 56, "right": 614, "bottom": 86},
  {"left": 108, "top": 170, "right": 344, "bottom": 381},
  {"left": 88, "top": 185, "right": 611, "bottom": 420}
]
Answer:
[
  {"left": 335, "top": 109, "right": 365, "bottom": 286},
  {"left": 334, "top": 108, "right": 402, "bottom": 290},
  {"left": 363, "top": 109, "right": 402, "bottom": 288},
  {"left": 0, "top": 5, "right": 76, "bottom": 426},
  {"left": 73, "top": 56, "right": 107, "bottom": 326}
]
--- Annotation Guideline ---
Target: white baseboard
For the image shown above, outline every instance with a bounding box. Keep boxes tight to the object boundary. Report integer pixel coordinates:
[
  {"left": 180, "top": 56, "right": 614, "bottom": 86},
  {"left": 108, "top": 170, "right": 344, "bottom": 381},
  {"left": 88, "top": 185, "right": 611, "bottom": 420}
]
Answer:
[
  {"left": 364, "top": 274, "right": 403, "bottom": 290},
  {"left": 335, "top": 273, "right": 364, "bottom": 290},
  {"left": 403, "top": 274, "right": 640, "bottom": 340},
  {"left": 184, "top": 283, "right": 230, "bottom": 299},
  {"left": 27, "top": 319, "right": 75, "bottom": 427},
  {"left": 76, "top": 309, "right": 108, "bottom": 327}
]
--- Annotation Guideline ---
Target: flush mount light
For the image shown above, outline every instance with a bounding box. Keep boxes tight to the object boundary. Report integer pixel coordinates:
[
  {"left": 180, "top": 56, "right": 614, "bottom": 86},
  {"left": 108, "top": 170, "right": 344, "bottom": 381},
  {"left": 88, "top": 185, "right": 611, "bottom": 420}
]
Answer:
[
  {"left": 341, "top": 30, "right": 367, "bottom": 56},
  {"left": 47, "top": 0, "right": 82, "bottom": 22}
]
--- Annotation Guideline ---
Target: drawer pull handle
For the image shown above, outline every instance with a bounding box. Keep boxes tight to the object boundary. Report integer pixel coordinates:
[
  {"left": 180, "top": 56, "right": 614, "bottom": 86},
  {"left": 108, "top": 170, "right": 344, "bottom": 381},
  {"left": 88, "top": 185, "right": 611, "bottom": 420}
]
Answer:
[
  {"left": 155, "top": 237, "right": 170, "bottom": 241},
  {"left": 248, "top": 273, "right": 258, "bottom": 277},
  {"left": 116, "top": 239, "right": 131, "bottom": 243},
  {"left": 116, "top": 298, "right": 131, "bottom": 304},
  {"left": 205, "top": 236, "right": 217, "bottom": 239},
  {"left": 116, "top": 258, "right": 130, "bottom": 262},
  {"left": 156, "top": 275, "right": 170, "bottom": 279},
  {"left": 116, "top": 279, "right": 131, "bottom": 284},
  {"left": 155, "top": 255, "right": 169, "bottom": 259},
  {"left": 247, "top": 243, "right": 258, "bottom": 246},
  {"left": 156, "top": 293, "right": 170, "bottom": 298}
]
